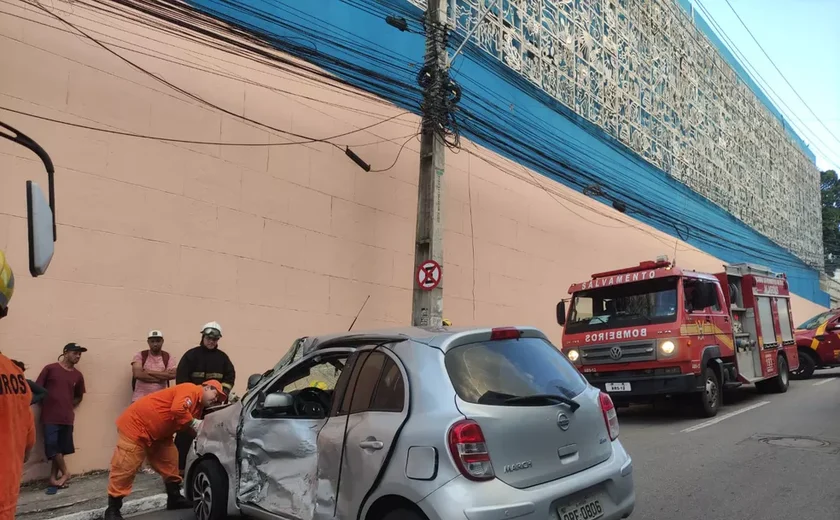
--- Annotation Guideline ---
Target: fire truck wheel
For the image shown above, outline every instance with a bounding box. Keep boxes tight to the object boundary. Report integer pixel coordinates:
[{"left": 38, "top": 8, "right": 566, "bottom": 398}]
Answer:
[
  {"left": 758, "top": 355, "right": 790, "bottom": 394},
  {"left": 696, "top": 366, "right": 721, "bottom": 418},
  {"left": 791, "top": 349, "right": 816, "bottom": 380}
]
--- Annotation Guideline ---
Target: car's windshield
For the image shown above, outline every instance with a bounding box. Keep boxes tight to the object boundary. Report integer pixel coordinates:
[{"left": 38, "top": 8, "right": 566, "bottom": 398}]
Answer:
[
  {"left": 271, "top": 337, "right": 305, "bottom": 371},
  {"left": 565, "top": 276, "right": 679, "bottom": 334},
  {"left": 798, "top": 310, "right": 837, "bottom": 330}
]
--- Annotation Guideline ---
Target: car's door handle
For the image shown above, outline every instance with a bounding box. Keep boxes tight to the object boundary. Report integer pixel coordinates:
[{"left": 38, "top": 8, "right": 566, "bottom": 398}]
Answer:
[{"left": 359, "top": 439, "right": 384, "bottom": 450}]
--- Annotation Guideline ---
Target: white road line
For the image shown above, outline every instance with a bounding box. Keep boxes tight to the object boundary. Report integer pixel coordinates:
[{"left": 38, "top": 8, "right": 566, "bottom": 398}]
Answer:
[
  {"left": 681, "top": 401, "right": 771, "bottom": 433},
  {"left": 813, "top": 378, "right": 837, "bottom": 386}
]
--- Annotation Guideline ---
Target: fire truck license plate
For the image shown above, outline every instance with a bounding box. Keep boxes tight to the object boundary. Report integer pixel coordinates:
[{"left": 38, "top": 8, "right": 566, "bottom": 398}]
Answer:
[
  {"left": 557, "top": 497, "right": 604, "bottom": 520},
  {"left": 605, "top": 382, "right": 631, "bottom": 392}
]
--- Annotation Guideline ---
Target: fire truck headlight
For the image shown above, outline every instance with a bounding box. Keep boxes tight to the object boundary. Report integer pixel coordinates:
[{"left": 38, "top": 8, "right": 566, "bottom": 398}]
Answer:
[
  {"left": 567, "top": 349, "right": 580, "bottom": 362},
  {"left": 659, "top": 340, "right": 676, "bottom": 355}
]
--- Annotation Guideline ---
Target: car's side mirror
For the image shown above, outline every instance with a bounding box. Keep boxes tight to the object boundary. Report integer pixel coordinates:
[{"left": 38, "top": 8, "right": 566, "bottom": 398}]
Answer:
[
  {"left": 556, "top": 301, "right": 567, "bottom": 326},
  {"left": 263, "top": 392, "right": 294, "bottom": 411},
  {"left": 247, "top": 373, "right": 262, "bottom": 390}
]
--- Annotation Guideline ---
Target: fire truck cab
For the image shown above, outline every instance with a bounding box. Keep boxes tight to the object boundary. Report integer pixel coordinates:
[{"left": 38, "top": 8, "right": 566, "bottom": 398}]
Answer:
[{"left": 557, "top": 257, "right": 799, "bottom": 417}]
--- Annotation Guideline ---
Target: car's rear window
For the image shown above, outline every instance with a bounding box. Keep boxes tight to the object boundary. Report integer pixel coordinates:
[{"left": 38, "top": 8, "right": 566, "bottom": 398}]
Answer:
[{"left": 444, "top": 337, "right": 587, "bottom": 405}]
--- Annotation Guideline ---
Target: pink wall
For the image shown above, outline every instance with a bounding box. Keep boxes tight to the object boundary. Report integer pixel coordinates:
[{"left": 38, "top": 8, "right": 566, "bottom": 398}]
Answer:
[{"left": 0, "top": 2, "right": 826, "bottom": 476}]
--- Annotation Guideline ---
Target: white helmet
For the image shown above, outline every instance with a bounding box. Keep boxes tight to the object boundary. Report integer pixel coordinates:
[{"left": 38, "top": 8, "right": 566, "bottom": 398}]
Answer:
[{"left": 201, "top": 321, "right": 223, "bottom": 338}]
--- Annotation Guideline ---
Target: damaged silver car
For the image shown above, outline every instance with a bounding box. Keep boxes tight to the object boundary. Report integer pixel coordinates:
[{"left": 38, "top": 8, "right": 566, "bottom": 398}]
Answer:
[{"left": 184, "top": 326, "right": 635, "bottom": 520}]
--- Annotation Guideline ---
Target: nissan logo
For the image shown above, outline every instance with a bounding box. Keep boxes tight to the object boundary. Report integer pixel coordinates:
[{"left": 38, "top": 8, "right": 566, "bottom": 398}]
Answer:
[
  {"left": 557, "top": 412, "right": 571, "bottom": 431},
  {"left": 609, "top": 346, "right": 623, "bottom": 360}
]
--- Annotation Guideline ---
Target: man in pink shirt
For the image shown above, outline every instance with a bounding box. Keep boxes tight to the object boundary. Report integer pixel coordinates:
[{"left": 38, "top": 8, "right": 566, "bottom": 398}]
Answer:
[{"left": 130, "top": 330, "right": 177, "bottom": 403}]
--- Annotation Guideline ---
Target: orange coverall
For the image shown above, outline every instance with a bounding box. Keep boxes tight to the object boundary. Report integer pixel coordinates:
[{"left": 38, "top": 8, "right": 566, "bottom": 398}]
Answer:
[
  {"left": 108, "top": 383, "right": 205, "bottom": 498},
  {"left": 0, "top": 353, "right": 36, "bottom": 520}
]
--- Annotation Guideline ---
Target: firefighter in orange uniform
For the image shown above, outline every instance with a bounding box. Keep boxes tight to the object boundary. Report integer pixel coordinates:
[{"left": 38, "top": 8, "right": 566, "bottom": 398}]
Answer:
[
  {"left": 0, "top": 250, "right": 36, "bottom": 520},
  {"left": 103, "top": 380, "right": 226, "bottom": 520}
]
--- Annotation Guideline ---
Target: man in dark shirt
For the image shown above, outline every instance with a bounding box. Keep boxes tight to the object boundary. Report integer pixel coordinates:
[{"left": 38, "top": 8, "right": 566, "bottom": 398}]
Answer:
[
  {"left": 173, "top": 322, "right": 235, "bottom": 473},
  {"left": 35, "top": 343, "right": 87, "bottom": 493}
]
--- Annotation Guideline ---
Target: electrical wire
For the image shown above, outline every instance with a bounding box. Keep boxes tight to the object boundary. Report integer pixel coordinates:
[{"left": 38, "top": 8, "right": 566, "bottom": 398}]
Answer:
[
  {"left": 721, "top": 0, "right": 840, "bottom": 148},
  {"left": 370, "top": 133, "right": 420, "bottom": 173},
  {"left": 0, "top": 105, "right": 413, "bottom": 148},
  {"left": 25, "top": 0, "right": 415, "bottom": 150},
  {"left": 692, "top": 0, "right": 840, "bottom": 169}
]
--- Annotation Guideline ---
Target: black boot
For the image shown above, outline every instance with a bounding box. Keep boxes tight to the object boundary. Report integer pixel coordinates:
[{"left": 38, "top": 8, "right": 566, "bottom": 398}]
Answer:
[
  {"left": 103, "top": 496, "right": 124, "bottom": 520},
  {"left": 165, "top": 481, "right": 192, "bottom": 510}
]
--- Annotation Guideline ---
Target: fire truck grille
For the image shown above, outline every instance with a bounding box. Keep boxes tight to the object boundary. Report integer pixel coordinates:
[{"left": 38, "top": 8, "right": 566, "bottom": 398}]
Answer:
[
  {"left": 580, "top": 341, "right": 656, "bottom": 365},
  {"left": 586, "top": 367, "right": 682, "bottom": 379}
]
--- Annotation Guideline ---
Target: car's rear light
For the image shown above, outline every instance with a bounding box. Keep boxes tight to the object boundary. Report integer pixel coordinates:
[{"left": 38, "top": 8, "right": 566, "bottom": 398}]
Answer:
[
  {"left": 490, "top": 327, "right": 521, "bottom": 341},
  {"left": 448, "top": 419, "right": 495, "bottom": 481},
  {"left": 599, "top": 392, "right": 619, "bottom": 441}
]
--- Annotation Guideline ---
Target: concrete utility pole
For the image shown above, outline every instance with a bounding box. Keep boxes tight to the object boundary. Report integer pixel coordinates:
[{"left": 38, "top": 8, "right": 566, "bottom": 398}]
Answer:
[{"left": 411, "top": 0, "right": 448, "bottom": 328}]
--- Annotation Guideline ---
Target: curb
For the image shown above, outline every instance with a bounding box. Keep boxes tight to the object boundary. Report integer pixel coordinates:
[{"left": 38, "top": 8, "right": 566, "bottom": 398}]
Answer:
[{"left": 45, "top": 494, "right": 167, "bottom": 520}]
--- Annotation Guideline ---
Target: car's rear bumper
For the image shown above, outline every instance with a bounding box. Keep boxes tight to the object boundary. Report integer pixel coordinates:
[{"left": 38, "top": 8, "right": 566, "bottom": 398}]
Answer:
[
  {"left": 417, "top": 440, "right": 634, "bottom": 520},
  {"left": 585, "top": 373, "right": 702, "bottom": 399}
]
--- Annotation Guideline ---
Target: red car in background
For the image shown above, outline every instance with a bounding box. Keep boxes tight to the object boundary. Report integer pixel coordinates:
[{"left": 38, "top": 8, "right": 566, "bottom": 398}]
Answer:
[{"left": 793, "top": 309, "right": 840, "bottom": 379}]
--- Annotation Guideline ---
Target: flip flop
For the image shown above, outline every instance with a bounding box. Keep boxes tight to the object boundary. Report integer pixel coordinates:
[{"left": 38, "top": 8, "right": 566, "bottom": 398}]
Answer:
[
  {"left": 58, "top": 483, "right": 70, "bottom": 489},
  {"left": 45, "top": 486, "right": 58, "bottom": 495}
]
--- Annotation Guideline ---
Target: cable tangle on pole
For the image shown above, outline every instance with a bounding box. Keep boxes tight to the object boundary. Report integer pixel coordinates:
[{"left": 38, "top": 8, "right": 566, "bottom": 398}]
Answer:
[{"left": 417, "top": 18, "right": 460, "bottom": 150}]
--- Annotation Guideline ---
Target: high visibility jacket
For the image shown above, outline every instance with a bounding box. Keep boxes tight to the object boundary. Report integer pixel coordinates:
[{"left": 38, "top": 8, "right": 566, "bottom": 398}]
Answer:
[{"left": 0, "top": 353, "right": 35, "bottom": 520}]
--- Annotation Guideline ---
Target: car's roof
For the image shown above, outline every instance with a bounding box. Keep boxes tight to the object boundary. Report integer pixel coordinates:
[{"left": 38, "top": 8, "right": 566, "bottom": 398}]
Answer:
[{"left": 298, "top": 325, "right": 547, "bottom": 357}]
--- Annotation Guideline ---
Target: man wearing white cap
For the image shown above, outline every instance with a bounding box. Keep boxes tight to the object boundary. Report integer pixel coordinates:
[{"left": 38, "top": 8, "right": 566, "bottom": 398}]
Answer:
[{"left": 130, "top": 330, "right": 177, "bottom": 403}]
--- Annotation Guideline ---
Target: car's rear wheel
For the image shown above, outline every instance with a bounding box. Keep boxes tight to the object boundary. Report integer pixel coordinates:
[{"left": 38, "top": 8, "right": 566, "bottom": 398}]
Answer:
[{"left": 191, "top": 459, "right": 228, "bottom": 520}]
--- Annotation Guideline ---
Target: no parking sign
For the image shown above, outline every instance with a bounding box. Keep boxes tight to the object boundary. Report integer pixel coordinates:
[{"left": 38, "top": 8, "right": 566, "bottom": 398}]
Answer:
[{"left": 416, "top": 260, "right": 442, "bottom": 291}]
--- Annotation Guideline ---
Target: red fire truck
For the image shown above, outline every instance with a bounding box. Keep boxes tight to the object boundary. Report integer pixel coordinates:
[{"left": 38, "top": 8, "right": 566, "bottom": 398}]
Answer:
[{"left": 556, "top": 257, "right": 799, "bottom": 417}]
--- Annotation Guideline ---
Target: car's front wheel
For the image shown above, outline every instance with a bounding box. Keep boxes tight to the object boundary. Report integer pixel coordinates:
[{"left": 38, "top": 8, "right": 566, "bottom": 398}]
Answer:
[{"left": 191, "top": 459, "right": 228, "bottom": 520}]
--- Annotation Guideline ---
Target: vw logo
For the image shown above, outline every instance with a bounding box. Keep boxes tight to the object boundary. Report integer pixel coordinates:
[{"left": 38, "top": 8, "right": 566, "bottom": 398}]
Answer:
[
  {"left": 557, "top": 412, "right": 570, "bottom": 431},
  {"left": 609, "top": 346, "right": 623, "bottom": 360}
]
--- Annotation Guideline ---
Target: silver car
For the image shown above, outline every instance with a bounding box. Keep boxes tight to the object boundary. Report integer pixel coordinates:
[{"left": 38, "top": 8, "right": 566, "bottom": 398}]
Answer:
[{"left": 184, "top": 326, "right": 635, "bottom": 520}]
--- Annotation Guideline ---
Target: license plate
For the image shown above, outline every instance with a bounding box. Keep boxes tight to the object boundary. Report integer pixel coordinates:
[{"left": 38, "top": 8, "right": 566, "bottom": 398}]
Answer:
[
  {"left": 605, "top": 382, "right": 631, "bottom": 392},
  {"left": 558, "top": 497, "right": 604, "bottom": 520}
]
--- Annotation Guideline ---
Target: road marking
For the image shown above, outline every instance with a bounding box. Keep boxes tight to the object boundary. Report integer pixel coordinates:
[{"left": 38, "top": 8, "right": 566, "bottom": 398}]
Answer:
[
  {"left": 813, "top": 378, "right": 837, "bottom": 386},
  {"left": 681, "top": 401, "right": 771, "bottom": 433}
]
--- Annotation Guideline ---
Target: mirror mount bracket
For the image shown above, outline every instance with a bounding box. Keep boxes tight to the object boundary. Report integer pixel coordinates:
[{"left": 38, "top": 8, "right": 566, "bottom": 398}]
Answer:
[{"left": 0, "top": 121, "right": 56, "bottom": 239}]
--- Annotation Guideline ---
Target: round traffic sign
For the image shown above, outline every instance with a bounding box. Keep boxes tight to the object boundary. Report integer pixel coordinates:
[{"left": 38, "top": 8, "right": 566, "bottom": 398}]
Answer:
[{"left": 416, "top": 260, "right": 442, "bottom": 291}]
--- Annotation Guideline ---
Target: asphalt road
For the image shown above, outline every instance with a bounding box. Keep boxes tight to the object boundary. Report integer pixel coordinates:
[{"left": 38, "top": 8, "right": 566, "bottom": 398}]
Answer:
[{"left": 132, "top": 369, "right": 840, "bottom": 520}]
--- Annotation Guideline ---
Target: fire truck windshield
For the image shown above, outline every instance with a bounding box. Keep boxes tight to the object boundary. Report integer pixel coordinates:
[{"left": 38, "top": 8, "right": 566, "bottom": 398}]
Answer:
[{"left": 566, "top": 276, "right": 679, "bottom": 334}]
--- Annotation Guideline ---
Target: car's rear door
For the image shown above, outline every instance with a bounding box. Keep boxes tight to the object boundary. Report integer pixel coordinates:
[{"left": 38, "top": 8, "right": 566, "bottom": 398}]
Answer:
[{"left": 315, "top": 345, "right": 409, "bottom": 519}]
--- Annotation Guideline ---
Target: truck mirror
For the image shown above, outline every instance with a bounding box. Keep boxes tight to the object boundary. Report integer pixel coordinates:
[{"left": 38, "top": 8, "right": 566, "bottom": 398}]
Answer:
[
  {"left": 0, "top": 122, "right": 56, "bottom": 277},
  {"left": 556, "top": 301, "right": 567, "bottom": 326},
  {"left": 27, "top": 181, "right": 55, "bottom": 277}
]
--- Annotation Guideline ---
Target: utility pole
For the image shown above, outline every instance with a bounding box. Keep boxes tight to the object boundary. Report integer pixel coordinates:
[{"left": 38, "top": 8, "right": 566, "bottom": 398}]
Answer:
[{"left": 411, "top": 0, "right": 448, "bottom": 327}]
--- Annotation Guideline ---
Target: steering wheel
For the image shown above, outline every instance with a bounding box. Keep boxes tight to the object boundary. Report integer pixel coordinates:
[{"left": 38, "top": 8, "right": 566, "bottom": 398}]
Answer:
[{"left": 293, "top": 387, "right": 331, "bottom": 418}]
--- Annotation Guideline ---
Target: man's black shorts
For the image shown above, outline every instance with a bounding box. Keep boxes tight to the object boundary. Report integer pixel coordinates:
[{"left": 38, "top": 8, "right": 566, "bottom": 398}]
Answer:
[{"left": 43, "top": 424, "right": 75, "bottom": 459}]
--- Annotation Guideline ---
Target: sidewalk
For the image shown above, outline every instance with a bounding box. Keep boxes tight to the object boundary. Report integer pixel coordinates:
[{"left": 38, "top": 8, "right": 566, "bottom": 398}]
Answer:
[{"left": 16, "top": 471, "right": 168, "bottom": 520}]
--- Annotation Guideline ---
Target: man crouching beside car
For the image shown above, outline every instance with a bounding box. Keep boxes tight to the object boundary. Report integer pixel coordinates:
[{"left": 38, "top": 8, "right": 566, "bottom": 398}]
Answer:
[{"left": 103, "top": 380, "right": 226, "bottom": 520}]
